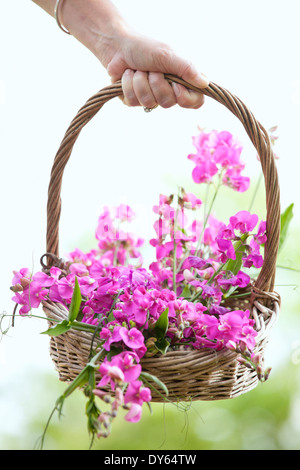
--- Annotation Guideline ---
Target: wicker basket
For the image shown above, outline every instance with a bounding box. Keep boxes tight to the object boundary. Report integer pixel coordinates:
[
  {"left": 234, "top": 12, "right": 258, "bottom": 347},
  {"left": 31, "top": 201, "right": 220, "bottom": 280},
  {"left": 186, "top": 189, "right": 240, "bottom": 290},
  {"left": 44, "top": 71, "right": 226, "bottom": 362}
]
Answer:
[{"left": 42, "top": 75, "right": 281, "bottom": 402}]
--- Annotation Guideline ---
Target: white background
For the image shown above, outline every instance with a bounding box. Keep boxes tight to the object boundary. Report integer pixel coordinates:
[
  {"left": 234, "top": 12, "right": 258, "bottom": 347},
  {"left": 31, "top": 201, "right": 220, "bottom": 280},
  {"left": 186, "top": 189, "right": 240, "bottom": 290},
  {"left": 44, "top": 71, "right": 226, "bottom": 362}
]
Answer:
[{"left": 0, "top": 0, "right": 300, "bottom": 444}]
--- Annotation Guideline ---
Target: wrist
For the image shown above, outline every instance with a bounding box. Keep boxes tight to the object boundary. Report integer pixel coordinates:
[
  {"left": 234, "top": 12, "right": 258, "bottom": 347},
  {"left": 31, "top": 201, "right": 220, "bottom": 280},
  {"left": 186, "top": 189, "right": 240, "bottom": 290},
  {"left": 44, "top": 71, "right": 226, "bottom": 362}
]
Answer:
[{"left": 59, "top": 0, "right": 131, "bottom": 67}]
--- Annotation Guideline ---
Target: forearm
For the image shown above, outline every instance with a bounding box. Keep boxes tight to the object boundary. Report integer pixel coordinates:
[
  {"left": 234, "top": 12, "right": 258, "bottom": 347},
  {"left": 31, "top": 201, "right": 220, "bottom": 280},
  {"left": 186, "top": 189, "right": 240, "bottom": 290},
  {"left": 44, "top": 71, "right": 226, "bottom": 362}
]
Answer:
[
  {"left": 32, "top": 0, "right": 131, "bottom": 66},
  {"left": 32, "top": 0, "right": 208, "bottom": 109}
]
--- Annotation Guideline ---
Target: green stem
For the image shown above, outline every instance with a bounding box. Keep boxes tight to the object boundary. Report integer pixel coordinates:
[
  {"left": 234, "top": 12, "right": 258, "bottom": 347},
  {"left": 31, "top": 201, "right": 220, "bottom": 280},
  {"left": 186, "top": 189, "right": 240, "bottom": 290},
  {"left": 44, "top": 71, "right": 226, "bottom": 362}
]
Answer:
[
  {"left": 71, "top": 320, "right": 98, "bottom": 334},
  {"left": 222, "top": 291, "right": 251, "bottom": 300},
  {"left": 195, "top": 177, "right": 222, "bottom": 256},
  {"left": 190, "top": 288, "right": 203, "bottom": 303},
  {"left": 173, "top": 196, "right": 180, "bottom": 293},
  {"left": 55, "top": 347, "right": 106, "bottom": 407},
  {"left": 177, "top": 175, "right": 223, "bottom": 275}
]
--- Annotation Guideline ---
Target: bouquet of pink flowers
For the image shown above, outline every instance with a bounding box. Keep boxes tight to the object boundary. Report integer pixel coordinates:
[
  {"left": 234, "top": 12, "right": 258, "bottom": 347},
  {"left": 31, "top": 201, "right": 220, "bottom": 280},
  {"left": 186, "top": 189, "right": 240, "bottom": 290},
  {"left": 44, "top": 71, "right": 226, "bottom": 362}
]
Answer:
[{"left": 10, "top": 128, "right": 273, "bottom": 445}]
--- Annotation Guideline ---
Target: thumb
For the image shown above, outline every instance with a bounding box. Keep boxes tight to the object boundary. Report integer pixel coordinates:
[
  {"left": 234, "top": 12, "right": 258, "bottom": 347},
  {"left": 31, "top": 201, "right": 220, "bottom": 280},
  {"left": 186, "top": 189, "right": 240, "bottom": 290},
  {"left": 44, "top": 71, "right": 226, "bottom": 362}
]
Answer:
[{"left": 164, "top": 52, "right": 209, "bottom": 89}]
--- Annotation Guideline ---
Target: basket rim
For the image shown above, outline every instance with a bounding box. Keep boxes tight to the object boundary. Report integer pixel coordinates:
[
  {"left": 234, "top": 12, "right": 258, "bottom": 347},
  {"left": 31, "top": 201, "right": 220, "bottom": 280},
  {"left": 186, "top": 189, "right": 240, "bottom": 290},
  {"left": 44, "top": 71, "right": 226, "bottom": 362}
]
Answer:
[{"left": 42, "top": 292, "right": 280, "bottom": 362}]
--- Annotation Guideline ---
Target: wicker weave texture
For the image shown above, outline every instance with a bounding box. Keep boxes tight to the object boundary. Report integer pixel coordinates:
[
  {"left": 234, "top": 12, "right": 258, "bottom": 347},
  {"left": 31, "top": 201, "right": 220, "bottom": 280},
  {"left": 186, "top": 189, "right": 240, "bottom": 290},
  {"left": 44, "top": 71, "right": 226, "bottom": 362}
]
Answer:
[
  {"left": 41, "top": 75, "right": 281, "bottom": 402},
  {"left": 43, "top": 299, "right": 280, "bottom": 402}
]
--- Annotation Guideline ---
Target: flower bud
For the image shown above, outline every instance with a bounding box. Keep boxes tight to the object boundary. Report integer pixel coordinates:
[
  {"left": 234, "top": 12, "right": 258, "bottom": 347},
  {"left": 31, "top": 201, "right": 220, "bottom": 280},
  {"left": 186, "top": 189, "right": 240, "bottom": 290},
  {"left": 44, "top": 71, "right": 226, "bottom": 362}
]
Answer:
[
  {"left": 264, "top": 367, "right": 272, "bottom": 381},
  {"left": 10, "top": 283, "right": 23, "bottom": 292},
  {"left": 20, "top": 278, "right": 31, "bottom": 288},
  {"left": 237, "top": 356, "right": 247, "bottom": 365},
  {"left": 238, "top": 341, "right": 248, "bottom": 354},
  {"left": 145, "top": 337, "right": 157, "bottom": 348},
  {"left": 183, "top": 269, "right": 194, "bottom": 282},
  {"left": 226, "top": 340, "right": 237, "bottom": 351},
  {"left": 98, "top": 412, "right": 110, "bottom": 428},
  {"left": 115, "top": 387, "right": 124, "bottom": 404},
  {"left": 250, "top": 352, "right": 261, "bottom": 366},
  {"left": 256, "top": 365, "right": 263, "bottom": 381},
  {"left": 92, "top": 389, "right": 107, "bottom": 399}
]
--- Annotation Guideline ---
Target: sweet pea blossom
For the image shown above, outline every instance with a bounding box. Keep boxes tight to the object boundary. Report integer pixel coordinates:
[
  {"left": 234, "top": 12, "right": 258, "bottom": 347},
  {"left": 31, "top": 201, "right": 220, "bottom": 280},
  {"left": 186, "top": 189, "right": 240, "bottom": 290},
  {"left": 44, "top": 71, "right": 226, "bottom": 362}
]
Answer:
[
  {"left": 217, "top": 238, "right": 236, "bottom": 263},
  {"left": 10, "top": 128, "right": 268, "bottom": 439},
  {"left": 100, "top": 325, "right": 122, "bottom": 351},
  {"left": 222, "top": 169, "right": 250, "bottom": 192},
  {"left": 119, "top": 327, "right": 145, "bottom": 350},
  {"left": 192, "top": 160, "right": 218, "bottom": 184},
  {"left": 124, "top": 403, "right": 143, "bottom": 423},
  {"left": 182, "top": 192, "right": 202, "bottom": 210},
  {"left": 98, "top": 361, "right": 125, "bottom": 390},
  {"left": 217, "top": 270, "right": 251, "bottom": 289},
  {"left": 188, "top": 130, "right": 249, "bottom": 192},
  {"left": 229, "top": 211, "right": 259, "bottom": 234},
  {"left": 124, "top": 380, "right": 152, "bottom": 405}
]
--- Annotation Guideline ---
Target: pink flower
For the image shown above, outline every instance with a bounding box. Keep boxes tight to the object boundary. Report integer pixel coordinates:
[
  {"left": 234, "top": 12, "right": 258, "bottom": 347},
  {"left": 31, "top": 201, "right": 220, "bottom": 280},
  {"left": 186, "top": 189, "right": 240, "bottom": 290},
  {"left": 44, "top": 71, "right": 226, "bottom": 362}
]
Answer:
[
  {"left": 95, "top": 207, "right": 115, "bottom": 240},
  {"left": 188, "top": 129, "right": 249, "bottom": 191},
  {"left": 100, "top": 325, "right": 122, "bottom": 351},
  {"left": 203, "top": 215, "right": 224, "bottom": 252},
  {"left": 217, "top": 239, "right": 236, "bottom": 263},
  {"left": 153, "top": 195, "right": 175, "bottom": 219},
  {"left": 11, "top": 268, "right": 31, "bottom": 289},
  {"left": 212, "top": 131, "right": 243, "bottom": 167},
  {"left": 198, "top": 313, "right": 219, "bottom": 340},
  {"left": 153, "top": 218, "right": 170, "bottom": 238},
  {"left": 56, "top": 274, "right": 76, "bottom": 302},
  {"left": 110, "top": 351, "right": 141, "bottom": 378},
  {"left": 98, "top": 361, "right": 125, "bottom": 390},
  {"left": 192, "top": 160, "right": 218, "bottom": 184},
  {"left": 217, "top": 270, "right": 250, "bottom": 289},
  {"left": 119, "top": 327, "right": 145, "bottom": 350},
  {"left": 12, "top": 280, "right": 49, "bottom": 314},
  {"left": 69, "top": 263, "right": 89, "bottom": 276},
  {"left": 125, "top": 403, "right": 143, "bottom": 423},
  {"left": 113, "top": 204, "right": 135, "bottom": 222},
  {"left": 188, "top": 256, "right": 209, "bottom": 270},
  {"left": 124, "top": 380, "right": 152, "bottom": 405},
  {"left": 243, "top": 252, "right": 264, "bottom": 269},
  {"left": 239, "top": 325, "right": 257, "bottom": 350},
  {"left": 223, "top": 170, "right": 250, "bottom": 192},
  {"left": 217, "top": 309, "right": 257, "bottom": 350},
  {"left": 242, "top": 237, "right": 264, "bottom": 268},
  {"left": 253, "top": 221, "right": 267, "bottom": 245},
  {"left": 229, "top": 211, "right": 259, "bottom": 234},
  {"left": 182, "top": 192, "right": 202, "bottom": 209}
]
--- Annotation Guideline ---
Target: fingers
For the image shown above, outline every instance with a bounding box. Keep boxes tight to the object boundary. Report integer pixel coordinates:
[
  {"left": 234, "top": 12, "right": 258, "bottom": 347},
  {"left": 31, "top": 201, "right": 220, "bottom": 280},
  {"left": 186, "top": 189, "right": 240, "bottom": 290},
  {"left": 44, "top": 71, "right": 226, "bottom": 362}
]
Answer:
[
  {"left": 122, "top": 70, "right": 157, "bottom": 108},
  {"left": 172, "top": 82, "right": 205, "bottom": 109},
  {"left": 121, "top": 69, "right": 205, "bottom": 110},
  {"left": 148, "top": 72, "right": 176, "bottom": 108}
]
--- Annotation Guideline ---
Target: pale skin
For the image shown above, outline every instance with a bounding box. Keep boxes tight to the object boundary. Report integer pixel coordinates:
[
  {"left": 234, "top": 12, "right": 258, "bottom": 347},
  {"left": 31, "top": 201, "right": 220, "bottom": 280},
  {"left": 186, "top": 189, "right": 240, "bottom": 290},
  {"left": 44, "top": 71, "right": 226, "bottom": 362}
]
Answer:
[{"left": 32, "top": 0, "right": 209, "bottom": 109}]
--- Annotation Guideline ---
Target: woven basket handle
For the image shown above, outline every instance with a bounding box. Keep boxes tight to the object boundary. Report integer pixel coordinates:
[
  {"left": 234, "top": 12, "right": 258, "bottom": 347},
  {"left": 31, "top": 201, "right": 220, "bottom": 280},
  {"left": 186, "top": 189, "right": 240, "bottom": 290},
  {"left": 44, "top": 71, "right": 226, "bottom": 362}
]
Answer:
[{"left": 45, "top": 74, "right": 280, "bottom": 294}]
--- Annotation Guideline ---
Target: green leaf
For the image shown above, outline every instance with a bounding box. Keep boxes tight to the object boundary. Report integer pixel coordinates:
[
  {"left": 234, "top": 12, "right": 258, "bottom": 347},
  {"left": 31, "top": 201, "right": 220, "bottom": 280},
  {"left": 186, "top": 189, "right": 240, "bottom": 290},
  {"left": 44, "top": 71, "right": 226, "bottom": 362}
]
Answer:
[
  {"left": 41, "top": 320, "right": 71, "bottom": 337},
  {"left": 223, "top": 233, "right": 248, "bottom": 276},
  {"left": 154, "top": 308, "right": 169, "bottom": 339},
  {"left": 279, "top": 203, "right": 294, "bottom": 252},
  {"left": 223, "top": 284, "right": 239, "bottom": 299},
  {"left": 68, "top": 276, "right": 82, "bottom": 323},
  {"left": 140, "top": 371, "right": 169, "bottom": 397},
  {"left": 153, "top": 308, "right": 170, "bottom": 355},
  {"left": 155, "top": 336, "right": 170, "bottom": 355},
  {"left": 181, "top": 284, "right": 191, "bottom": 299}
]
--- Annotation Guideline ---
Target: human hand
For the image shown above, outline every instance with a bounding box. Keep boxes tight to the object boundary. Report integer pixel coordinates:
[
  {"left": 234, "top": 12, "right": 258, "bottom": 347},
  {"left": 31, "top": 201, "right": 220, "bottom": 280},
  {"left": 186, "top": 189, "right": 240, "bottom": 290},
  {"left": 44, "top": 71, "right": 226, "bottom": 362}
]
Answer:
[
  {"left": 33, "top": 0, "right": 208, "bottom": 109},
  {"left": 105, "top": 32, "right": 209, "bottom": 110}
]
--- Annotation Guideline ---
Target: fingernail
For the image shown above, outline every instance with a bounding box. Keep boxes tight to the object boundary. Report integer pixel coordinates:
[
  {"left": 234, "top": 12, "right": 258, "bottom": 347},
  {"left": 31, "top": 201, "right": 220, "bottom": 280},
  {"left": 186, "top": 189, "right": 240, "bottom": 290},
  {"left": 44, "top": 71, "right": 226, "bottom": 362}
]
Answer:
[
  {"left": 198, "top": 72, "right": 209, "bottom": 88},
  {"left": 172, "top": 82, "right": 180, "bottom": 97},
  {"left": 188, "top": 64, "right": 209, "bottom": 88}
]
